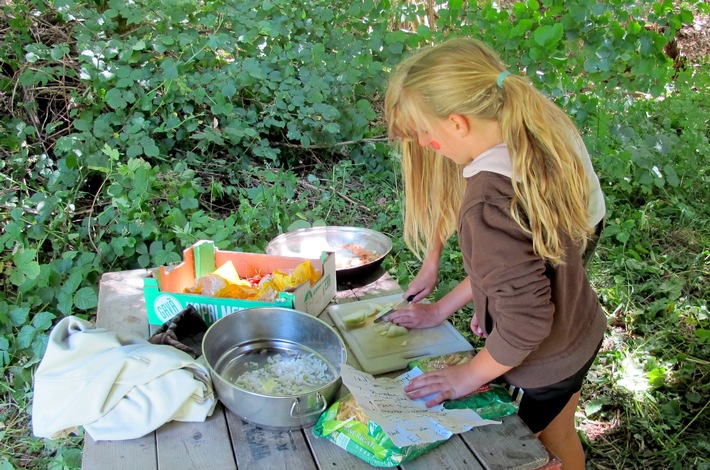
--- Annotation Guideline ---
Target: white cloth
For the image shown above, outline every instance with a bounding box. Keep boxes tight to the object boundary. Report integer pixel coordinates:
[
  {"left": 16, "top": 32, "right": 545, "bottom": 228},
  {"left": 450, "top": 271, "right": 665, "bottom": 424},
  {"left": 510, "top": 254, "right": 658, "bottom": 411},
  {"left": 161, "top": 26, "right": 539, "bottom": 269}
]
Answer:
[
  {"left": 32, "top": 316, "right": 216, "bottom": 441},
  {"left": 462, "top": 142, "right": 606, "bottom": 227}
]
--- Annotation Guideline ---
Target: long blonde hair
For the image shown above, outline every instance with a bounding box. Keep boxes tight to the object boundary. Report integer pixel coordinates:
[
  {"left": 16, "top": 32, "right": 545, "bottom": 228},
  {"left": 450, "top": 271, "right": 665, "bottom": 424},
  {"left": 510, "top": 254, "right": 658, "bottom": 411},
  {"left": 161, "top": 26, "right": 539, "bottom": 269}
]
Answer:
[{"left": 385, "top": 38, "right": 590, "bottom": 265}]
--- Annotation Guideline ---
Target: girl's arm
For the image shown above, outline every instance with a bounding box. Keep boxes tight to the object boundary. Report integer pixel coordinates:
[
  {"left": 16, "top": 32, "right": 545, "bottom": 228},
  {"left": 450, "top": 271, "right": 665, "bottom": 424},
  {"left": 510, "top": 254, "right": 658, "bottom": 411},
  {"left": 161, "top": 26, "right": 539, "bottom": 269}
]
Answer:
[{"left": 404, "top": 237, "right": 445, "bottom": 302}]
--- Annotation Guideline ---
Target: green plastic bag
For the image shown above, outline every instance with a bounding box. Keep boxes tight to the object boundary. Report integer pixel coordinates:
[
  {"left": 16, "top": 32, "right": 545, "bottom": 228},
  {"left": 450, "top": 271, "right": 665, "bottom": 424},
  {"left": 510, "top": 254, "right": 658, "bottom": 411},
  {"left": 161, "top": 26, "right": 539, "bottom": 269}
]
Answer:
[
  {"left": 312, "top": 394, "right": 448, "bottom": 467},
  {"left": 408, "top": 351, "right": 518, "bottom": 420}
]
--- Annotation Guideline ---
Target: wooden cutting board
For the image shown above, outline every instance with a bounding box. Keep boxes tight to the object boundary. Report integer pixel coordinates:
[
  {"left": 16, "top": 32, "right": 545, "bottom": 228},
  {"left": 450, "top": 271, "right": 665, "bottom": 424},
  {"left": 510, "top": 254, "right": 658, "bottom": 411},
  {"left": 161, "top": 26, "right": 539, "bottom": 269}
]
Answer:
[{"left": 327, "top": 294, "right": 474, "bottom": 375}]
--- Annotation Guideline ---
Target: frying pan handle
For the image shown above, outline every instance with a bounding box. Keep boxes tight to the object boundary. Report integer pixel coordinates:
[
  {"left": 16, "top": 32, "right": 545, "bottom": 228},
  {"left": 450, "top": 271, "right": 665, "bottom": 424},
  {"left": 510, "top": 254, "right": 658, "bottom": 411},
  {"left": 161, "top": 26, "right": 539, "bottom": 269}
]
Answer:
[{"left": 290, "top": 393, "right": 327, "bottom": 418}]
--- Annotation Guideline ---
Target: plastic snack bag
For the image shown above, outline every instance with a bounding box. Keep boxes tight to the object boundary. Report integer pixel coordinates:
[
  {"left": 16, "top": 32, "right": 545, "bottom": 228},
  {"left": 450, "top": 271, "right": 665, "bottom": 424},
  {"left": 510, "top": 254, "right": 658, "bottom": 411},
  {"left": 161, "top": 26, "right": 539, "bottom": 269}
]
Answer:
[
  {"left": 408, "top": 351, "right": 518, "bottom": 419},
  {"left": 313, "top": 394, "right": 448, "bottom": 467}
]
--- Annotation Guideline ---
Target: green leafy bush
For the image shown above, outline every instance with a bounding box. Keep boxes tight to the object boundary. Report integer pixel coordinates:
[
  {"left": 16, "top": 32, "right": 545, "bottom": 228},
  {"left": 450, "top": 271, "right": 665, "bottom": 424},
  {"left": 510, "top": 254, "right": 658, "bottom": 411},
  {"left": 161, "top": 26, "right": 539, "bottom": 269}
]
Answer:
[{"left": 1, "top": 0, "right": 709, "bottom": 468}]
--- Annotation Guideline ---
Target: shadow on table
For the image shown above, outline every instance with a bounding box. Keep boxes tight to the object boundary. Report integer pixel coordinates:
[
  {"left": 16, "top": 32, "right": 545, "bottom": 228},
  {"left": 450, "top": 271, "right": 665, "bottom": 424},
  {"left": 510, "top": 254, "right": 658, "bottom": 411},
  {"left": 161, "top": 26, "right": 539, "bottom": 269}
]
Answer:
[{"left": 336, "top": 266, "right": 389, "bottom": 290}]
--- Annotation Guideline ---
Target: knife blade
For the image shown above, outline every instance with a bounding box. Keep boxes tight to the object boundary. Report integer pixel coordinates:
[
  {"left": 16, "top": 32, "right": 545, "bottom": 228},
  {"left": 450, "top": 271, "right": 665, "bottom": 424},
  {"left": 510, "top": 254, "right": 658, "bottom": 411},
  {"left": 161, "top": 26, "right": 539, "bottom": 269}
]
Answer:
[{"left": 373, "top": 295, "right": 414, "bottom": 323}]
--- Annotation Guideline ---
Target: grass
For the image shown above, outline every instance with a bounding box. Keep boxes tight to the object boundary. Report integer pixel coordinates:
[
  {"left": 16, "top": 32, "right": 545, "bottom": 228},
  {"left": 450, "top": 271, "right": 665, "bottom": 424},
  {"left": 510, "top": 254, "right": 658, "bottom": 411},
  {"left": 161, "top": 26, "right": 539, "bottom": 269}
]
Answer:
[{"left": 1, "top": 390, "right": 83, "bottom": 469}]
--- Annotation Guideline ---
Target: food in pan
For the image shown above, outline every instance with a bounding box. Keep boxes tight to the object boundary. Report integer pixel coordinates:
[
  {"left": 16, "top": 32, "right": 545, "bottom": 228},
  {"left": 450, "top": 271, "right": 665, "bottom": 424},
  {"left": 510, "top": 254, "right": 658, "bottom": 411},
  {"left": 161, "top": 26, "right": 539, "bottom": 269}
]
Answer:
[{"left": 233, "top": 352, "right": 334, "bottom": 396}]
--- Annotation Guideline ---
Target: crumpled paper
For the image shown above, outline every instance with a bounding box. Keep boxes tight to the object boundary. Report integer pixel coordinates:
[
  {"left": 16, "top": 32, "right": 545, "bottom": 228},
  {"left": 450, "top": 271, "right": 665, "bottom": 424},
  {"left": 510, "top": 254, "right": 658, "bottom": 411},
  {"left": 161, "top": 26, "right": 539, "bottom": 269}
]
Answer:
[{"left": 340, "top": 363, "right": 498, "bottom": 448}]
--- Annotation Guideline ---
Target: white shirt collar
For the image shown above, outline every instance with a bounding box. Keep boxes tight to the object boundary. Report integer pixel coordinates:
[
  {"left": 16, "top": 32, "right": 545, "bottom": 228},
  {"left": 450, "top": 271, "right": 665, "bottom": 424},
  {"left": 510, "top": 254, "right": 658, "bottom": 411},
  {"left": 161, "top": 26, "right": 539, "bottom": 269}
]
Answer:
[{"left": 462, "top": 143, "right": 512, "bottom": 179}]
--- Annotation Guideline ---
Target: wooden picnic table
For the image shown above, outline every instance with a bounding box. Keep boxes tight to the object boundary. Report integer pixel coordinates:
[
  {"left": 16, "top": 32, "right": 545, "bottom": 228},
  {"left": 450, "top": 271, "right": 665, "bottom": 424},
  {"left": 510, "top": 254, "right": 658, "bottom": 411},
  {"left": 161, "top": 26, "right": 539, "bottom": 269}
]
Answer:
[{"left": 82, "top": 268, "right": 558, "bottom": 470}]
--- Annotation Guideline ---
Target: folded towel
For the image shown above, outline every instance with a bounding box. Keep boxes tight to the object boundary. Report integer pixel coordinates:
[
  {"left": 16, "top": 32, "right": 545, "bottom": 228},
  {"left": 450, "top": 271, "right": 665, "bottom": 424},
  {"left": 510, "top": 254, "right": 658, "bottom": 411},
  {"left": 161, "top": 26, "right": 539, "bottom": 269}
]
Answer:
[{"left": 32, "top": 316, "right": 216, "bottom": 441}]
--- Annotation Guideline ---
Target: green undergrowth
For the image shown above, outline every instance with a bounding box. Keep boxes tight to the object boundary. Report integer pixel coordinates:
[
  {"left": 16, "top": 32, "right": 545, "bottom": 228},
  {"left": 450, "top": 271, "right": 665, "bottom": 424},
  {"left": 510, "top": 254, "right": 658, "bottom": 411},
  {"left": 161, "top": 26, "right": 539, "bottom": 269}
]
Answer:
[{"left": 1, "top": 0, "right": 709, "bottom": 468}]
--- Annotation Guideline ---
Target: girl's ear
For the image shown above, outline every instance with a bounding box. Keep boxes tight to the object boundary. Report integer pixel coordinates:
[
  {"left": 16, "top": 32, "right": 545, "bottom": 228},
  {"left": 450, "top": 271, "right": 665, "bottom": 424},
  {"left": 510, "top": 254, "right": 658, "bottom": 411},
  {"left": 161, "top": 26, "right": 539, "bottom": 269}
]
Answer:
[{"left": 449, "top": 114, "right": 470, "bottom": 137}]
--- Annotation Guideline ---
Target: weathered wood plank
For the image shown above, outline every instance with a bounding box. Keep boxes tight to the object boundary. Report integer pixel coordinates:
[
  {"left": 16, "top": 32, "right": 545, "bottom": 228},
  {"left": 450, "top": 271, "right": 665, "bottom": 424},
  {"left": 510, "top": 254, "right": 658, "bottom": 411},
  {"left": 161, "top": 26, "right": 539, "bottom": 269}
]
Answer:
[
  {"left": 225, "top": 413, "right": 317, "bottom": 470},
  {"left": 461, "top": 414, "right": 549, "bottom": 470},
  {"left": 95, "top": 268, "right": 153, "bottom": 337},
  {"left": 155, "top": 404, "right": 236, "bottom": 469},
  {"left": 304, "top": 428, "right": 383, "bottom": 470},
  {"left": 82, "top": 434, "right": 157, "bottom": 470},
  {"left": 83, "top": 269, "right": 159, "bottom": 470},
  {"left": 347, "top": 269, "right": 402, "bottom": 301},
  {"left": 401, "top": 435, "right": 485, "bottom": 470}
]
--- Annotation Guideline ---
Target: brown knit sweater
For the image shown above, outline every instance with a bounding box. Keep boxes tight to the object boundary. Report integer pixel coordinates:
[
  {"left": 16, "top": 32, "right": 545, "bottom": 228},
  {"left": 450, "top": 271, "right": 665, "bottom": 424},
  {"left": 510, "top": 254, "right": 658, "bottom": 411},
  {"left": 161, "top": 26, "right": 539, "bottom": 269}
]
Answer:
[{"left": 458, "top": 172, "right": 607, "bottom": 389}]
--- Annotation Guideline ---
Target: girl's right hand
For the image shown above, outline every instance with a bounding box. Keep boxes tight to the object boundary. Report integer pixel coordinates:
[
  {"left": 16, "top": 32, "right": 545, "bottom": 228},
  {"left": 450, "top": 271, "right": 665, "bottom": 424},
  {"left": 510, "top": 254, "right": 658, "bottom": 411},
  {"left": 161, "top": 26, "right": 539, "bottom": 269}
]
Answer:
[
  {"left": 387, "top": 301, "right": 448, "bottom": 329},
  {"left": 404, "top": 261, "right": 439, "bottom": 303}
]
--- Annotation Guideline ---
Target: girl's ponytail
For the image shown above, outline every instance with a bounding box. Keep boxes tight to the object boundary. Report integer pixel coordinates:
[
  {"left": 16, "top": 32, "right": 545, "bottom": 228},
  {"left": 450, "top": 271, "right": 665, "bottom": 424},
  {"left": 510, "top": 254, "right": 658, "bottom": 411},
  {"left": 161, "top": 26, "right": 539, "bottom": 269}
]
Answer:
[{"left": 498, "top": 76, "right": 590, "bottom": 264}]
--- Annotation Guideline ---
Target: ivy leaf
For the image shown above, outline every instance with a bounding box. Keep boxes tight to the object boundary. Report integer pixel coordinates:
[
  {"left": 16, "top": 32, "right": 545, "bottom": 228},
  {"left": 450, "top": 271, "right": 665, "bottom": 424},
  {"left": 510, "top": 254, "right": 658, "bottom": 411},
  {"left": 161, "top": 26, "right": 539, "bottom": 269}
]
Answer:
[
  {"left": 533, "top": 23, "right": 564, "bottom": 48},
  {"left": 74, "top": 111, "right": 94, "bottom": 131},
  {"left": 355, "top": 99, "right": 376, "bottom": 120},
  {"left": 663, "top": 164, "right": 680, "bottom": 187},
  {"left": 17, "top": 325, "right": 37, "bottom": 349},
  {"left": 13, "top": 248, "right": 38, "bottom": 270},
  {"left": 57, "top": 291, "right": 74, "bottom": 315},
  {"left": 222, "top": 82, "right": 237, "bottom": 98},
  {"left": 287, "top": 220, "right": 311, "bottom": 231},
  {"left": 388, "top": 42, "right": 404, "bottom": 55},
  {"left": 111, "top": 237, "right": 128, "bottom": 256},
  {"left": 616, "top": 231, "right": 630, "bottom": 243},
  {"left": 25, "top": 52, "right": 40, "bottom": 63},
  {"left": 312, "top": 43, "right": 325, "bottom": 61},
  {"left": 416, "top": 24, "right": 431, "bottom": 39},
  {"left": 11, "top": 250, "right": 40, "bottom": 285},
  {"left": 306, "top": 89, "right": 324, "bottom": 103},
  {"left": 324, "top": 123, "right": 340, "bottom": 134},
  {"left": 141, "top": 137, "right": 160, "bottom": 157},
  {"left": 73, "top": 287, "right": 98, "bottom": 310},
  {"left": 154, "top": 249, "right": 180, "bottom": 267},
  {"left": 585, "top": 398, "right": 605, "bottom": 416},
  {"left": 680, "top": 9, "right": 693, "bottom": 24},
  {"left": 32, "top": 334, "right": 50, "bottom": 361},
  {"left": 161, "top": 58, "right": 178, "bottom": 80},
  {"left": 63, "top": 270, "right": 84, "bottom": 294},
  {"left": 127, "top": 143, "right": 143, "bottom": 158},
  {"left": 9, "top": 307, "right": 30, "bottom": 327},
  {"left": 32, "top": 311, "right": 57, "bottom": 331},
  {"left": 105, "top": 88, "right": 128, "bottom": 110},
  {"left": 138, "top": 253, "right": 151, "bottom": 268}
]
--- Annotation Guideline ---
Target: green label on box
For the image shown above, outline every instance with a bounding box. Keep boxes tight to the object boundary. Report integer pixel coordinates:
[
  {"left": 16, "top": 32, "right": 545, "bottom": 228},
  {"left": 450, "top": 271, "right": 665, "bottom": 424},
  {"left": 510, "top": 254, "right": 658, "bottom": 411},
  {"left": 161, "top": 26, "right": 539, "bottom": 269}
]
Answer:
[{"left": 154, "top": 295, "right": 184, "bottom": 323}]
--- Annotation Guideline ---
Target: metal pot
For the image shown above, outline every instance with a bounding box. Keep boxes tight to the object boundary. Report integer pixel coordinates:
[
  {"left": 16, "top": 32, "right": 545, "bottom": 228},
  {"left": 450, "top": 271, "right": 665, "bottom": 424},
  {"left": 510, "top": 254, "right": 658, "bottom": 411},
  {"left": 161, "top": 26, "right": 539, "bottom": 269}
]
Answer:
[
  {"left": 202, "top": 307, "right": 346, "bottom": 430},
  {"left": 265, "top": 226, "right": 392, "bottom": 280}
]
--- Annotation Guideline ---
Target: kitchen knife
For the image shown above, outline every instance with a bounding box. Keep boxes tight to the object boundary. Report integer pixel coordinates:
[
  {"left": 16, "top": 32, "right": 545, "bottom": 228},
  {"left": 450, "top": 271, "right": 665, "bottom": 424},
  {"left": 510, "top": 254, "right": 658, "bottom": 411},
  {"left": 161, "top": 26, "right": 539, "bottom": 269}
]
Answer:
[{"left": 373, "top": 295, "right": 414, "bottom": 323}]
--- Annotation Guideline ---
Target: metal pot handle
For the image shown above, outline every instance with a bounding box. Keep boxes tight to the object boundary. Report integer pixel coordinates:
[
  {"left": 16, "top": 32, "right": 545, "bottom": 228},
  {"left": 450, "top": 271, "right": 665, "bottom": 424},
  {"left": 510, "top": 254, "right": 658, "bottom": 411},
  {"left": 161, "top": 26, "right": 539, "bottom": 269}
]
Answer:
[{"left": 290, "top": 393, "right": 327, "bottom": 419}]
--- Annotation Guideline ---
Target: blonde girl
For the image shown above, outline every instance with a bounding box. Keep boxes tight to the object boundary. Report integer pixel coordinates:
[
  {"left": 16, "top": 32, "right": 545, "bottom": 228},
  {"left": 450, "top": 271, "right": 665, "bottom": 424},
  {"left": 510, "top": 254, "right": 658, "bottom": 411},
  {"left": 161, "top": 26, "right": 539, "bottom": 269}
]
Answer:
[{"left": 385, "top": 38, "right": 606, "bottom": 470}]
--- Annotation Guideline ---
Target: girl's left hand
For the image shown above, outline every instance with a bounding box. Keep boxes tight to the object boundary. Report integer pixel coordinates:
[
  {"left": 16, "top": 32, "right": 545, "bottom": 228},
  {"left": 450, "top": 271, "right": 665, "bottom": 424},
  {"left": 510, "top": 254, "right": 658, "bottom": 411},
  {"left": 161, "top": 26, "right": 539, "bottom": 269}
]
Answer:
[
  {"left": 403, "top": 364, "right": 478, "bottom": 407},
  {"left": 470, "top": 314, "right": 487, "bottom": 338}
]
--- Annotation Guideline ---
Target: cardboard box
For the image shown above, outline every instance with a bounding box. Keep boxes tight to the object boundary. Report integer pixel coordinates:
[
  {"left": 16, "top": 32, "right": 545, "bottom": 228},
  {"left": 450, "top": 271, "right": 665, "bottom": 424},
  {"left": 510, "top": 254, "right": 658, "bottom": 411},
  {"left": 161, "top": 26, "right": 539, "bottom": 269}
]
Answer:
[{"left": 143, "top": 240, "right": 336, "bottom": 326}]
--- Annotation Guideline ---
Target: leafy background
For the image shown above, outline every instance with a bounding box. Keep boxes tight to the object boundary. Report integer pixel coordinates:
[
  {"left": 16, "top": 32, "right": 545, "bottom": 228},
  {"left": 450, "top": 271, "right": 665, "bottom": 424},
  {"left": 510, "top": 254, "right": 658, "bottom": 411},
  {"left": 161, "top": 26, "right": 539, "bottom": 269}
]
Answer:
[{"left": 1, "top": 0, "right": 709, "bottom": 468}]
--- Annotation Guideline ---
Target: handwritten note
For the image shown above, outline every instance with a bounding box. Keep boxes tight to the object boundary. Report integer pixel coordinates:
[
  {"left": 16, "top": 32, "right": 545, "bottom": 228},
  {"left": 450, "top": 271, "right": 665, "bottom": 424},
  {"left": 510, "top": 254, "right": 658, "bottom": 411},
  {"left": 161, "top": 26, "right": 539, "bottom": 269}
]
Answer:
[{"left": 340, "top": 363, "right": 498, "bottom": 448}]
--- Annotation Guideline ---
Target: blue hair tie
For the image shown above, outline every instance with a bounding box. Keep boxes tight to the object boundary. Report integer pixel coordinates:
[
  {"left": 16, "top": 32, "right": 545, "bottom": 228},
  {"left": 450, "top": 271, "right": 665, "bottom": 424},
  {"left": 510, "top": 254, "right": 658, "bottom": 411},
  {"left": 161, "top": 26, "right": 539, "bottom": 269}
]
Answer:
[{"left": 497, "top": 71, "right": 511, "bottom": 88}]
